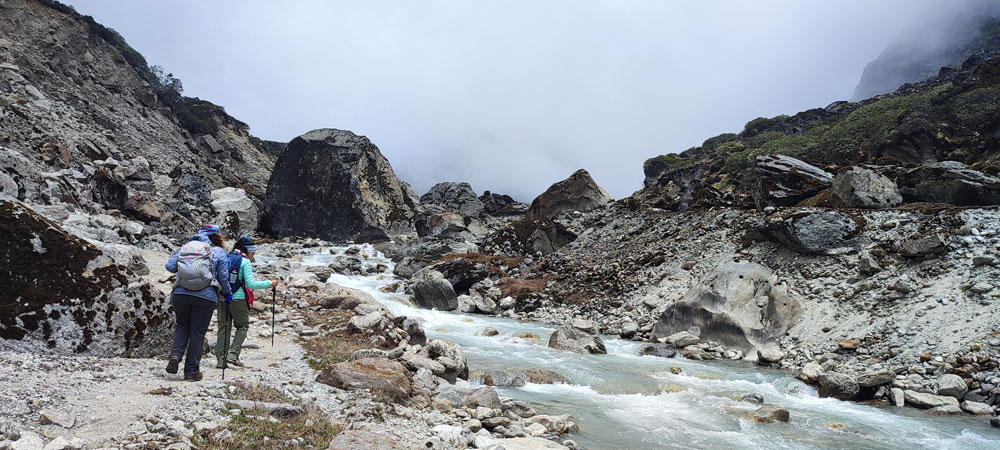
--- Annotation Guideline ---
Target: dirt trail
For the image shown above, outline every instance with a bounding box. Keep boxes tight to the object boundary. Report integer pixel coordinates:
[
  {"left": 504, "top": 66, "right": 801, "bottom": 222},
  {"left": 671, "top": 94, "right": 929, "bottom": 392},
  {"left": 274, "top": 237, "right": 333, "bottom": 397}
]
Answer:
[{"left": 1, "top": 249, "right": 359, "bottom": 448}]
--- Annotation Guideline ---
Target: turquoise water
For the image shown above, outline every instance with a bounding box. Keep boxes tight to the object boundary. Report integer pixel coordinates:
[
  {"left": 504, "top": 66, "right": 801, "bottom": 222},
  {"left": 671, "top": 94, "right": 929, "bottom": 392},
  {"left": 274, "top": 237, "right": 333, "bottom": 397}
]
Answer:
[{"left": 296, "top": 246, "right": 1000, "bottom": 449}]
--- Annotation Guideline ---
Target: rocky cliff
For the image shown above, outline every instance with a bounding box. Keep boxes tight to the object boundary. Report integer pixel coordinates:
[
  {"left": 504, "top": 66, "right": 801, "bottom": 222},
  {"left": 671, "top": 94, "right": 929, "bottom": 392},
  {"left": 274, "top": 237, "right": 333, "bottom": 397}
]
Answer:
[
  {"left": 852, "top": 14, "right": 1000, "bottom": 101},
  {"left": 0, "top": 0, "right": 277, "bottom": 358},
  {"left": 0, "top": 0, "right": 275, "bottom": 241}
]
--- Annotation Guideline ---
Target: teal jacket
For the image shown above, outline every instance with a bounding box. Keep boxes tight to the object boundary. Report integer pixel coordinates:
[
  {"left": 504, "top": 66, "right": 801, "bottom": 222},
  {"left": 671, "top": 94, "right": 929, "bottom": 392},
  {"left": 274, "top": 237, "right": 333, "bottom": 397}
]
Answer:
[{"left": 234, "top": 257, "right": 271, "bottom": 299}]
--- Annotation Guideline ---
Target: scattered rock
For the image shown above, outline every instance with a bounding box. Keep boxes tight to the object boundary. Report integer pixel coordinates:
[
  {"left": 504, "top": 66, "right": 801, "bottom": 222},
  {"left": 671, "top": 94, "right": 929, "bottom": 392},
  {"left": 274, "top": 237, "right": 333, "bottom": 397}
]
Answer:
[
  {"left": 856, "top": 370, "right": 896, "bottom": 387},
  {"left": 817, "top": 373, "right": 859, "bottom": 400},
  {"left": 315, "top": 358, "right": 412, "bottom": 401},
  {"left": 410, "top": 269, "right": 458, "bottom": 311},
  {"left": 936, "top": 374, "right": 968, "bottom": 399},
  {"left": 899, "top": 233, "right": 948, "bottom": 258},
  {"left": 903, "top": 390, "right": 960, "bottom": 409},
  {"left": 548, "top": 324, "right": 607, "bottom": 354},
  {"left": 328, "top": 430, "right": 400, "bottom": 450},
  {"left": 751, "top": 405, "right": 790, "bottom": 423}
]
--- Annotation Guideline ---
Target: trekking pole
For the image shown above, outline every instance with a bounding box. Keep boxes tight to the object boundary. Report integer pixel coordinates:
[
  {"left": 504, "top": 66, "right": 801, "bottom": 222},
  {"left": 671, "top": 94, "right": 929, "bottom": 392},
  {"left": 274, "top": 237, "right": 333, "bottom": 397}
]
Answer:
[
  {"left": 222, "top": 299, "right": 231, "bottom": 380},
  {"left": 271, "top": 287, "right": 276, "bottom": 347}
]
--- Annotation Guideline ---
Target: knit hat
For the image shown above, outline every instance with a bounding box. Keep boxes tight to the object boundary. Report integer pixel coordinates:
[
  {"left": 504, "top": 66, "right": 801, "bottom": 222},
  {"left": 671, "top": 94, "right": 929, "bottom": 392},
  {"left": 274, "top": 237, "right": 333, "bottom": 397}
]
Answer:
[
  {"left": 198, "top": 224, "right": 221, "bottom": 236},
  {"left": 239, "top": 236, "right": 257, "bottom": 253}
]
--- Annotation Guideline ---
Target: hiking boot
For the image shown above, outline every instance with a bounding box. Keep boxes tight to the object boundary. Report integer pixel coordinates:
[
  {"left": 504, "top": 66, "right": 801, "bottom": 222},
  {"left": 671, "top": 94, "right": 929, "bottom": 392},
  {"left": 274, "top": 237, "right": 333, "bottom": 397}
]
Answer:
[
  {"left": 165, "top": 356, "right": 180, "bottom": 374},
  {"left": 184, "top": 372, "right": 203, "bottom": 382},
  {"left": 227, "top": 359, "right": 244, "bottom": 368}
]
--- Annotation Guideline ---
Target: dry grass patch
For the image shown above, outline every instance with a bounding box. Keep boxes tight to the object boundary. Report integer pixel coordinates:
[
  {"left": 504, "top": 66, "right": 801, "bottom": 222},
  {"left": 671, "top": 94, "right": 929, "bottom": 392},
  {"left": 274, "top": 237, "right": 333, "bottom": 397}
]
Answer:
[
  {"left": 498, "top": 276, "right": 548, "bottom": 300},
  {"left": 224, "top": 382, "right": 291, "bottom": 404},
  {"left": 194, "top": 406, "right": 342, "bottom": 450},
  {"left": 301, "top": 333, "right": 369, "bottom": 370}
]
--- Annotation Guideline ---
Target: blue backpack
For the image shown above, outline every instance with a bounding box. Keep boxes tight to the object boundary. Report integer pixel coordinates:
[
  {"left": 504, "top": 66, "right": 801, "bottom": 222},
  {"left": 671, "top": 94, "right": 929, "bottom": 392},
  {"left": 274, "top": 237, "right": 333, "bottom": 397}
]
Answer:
[{"left": 226, "top": 252, "right": 245, "bottom": 295}]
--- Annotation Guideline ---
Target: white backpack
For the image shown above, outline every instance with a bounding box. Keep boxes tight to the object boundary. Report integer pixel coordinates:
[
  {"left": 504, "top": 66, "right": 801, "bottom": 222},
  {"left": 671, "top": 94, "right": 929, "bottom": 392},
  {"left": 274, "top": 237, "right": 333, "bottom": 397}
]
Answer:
[{"left": 174, "top": 240, "right": 216, "bottom": 291}]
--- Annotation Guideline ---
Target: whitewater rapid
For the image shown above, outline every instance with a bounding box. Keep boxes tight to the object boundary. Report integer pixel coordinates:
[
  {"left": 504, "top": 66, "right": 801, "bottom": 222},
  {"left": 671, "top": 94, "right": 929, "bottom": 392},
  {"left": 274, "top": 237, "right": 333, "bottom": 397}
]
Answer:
[{"left": 296, "top": 245, "right": 999, "bottom": 449}]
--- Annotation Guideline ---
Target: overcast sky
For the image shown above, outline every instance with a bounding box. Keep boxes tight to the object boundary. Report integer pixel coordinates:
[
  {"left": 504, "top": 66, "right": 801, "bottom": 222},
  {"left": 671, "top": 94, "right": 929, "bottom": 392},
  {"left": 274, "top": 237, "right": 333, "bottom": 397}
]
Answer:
[{"left": 67, "top": 0, "right": 983, "bottom": 200}]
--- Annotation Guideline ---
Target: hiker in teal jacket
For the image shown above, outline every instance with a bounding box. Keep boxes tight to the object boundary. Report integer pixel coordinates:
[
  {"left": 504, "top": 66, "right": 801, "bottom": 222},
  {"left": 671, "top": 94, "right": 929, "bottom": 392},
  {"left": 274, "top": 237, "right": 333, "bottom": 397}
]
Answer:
[{"left": 215, "top": 236, "right": 278, "bottom": 368}]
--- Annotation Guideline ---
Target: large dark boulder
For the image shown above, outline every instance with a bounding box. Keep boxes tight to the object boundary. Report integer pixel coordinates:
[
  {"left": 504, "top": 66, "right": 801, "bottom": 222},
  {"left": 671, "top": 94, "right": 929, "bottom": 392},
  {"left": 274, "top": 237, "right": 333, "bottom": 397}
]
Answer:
[
  {"left": 262, "top": 129, "right": 416, "bottom": 242},
  {"left": 420, "top": 182, "right": 484, "bottom": 217},
  {"left": 409, "top": 269, "right": 458, "bottom": 311},
  {"left": 896, "top": 161, "right": 1000, "bottom": 206},
  {"left": 651, "top": 261, "right": 801, "bottom": 360},
  {"left": 526, "top": 169, "right": 612, "bottom": 220},
  {"left": 429, "top": 256, "right": 490, "bottom": 295},
  {"left": 762, "top": 209, "right": 863, "bottom": 254},
  {"left": 753, "top": 154, "right": 833, "bottom": 209},
  {"left": 0, "top": 200, "right": 172, "bottom": 357},
  {"left": 479, "top": 191, "right": 527, "bottom": 216}
]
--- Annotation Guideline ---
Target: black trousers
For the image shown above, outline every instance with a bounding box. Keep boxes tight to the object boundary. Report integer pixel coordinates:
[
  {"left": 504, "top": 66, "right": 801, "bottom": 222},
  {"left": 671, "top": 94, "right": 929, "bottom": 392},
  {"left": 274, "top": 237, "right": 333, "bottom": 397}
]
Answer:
[{"left": 169, "top": 293, "right": 216, "bottom": 377}]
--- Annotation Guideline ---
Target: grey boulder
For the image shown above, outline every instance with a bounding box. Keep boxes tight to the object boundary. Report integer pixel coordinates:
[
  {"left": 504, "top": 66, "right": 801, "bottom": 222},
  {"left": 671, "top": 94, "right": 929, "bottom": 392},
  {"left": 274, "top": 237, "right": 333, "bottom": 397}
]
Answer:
[
  {"left": 526, "top": 169, "right": 612, "bottom": 220},
  {"left": 828, "top": 167, "right": 902, "bottom": 208},
  {"left": 762, "top": 209, "right": 862, "bottom": 254},
  {"left": 548, "top": 324, "right": 607, "bottom": 355},
  {"left": 752, "top": 154, "right": 833, "bottom": 208},
  {"left": 420, "top": 182, "right": 485, "bottom": 217},
  {"left": 410, "top": 269, "right": 458, "bottom": 311}
]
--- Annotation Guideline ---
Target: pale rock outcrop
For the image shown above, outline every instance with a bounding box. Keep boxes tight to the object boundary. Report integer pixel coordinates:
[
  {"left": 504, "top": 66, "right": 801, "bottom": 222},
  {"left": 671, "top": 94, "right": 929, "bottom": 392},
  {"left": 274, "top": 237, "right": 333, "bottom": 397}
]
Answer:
[
  {"left": 651, "top": 261, "right": 801, "bottom": 359},
  {"left": 828, "top": 167, "right": 902, "bottom": 208},
  {"left": 211, "top": 187, "right": 259, "bottom": 237}
]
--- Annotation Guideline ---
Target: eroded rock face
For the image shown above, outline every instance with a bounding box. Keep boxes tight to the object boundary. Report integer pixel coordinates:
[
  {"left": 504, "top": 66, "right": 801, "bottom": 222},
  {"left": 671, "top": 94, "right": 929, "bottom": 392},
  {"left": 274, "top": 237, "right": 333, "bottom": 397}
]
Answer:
[
  {"left": 651, "top": 261, "right": 801, "bottom": 359},
  {"left": 753, "top": 154, "right": 833, "bottom": 209},
  {"left": 420, "top": 182, "right": 484, "bottom": 217},
  {"left": 0, "top": 200, "right": 171, "bottom": 357},
  {"left": 526, "top": 169, "right": 613, "bottom": 220},
  {"left": 896, "top": 161, "right": 1000, "bottom": 206},
  {"left": 262, "top": 129, "right": 416, "bottom": 242}
]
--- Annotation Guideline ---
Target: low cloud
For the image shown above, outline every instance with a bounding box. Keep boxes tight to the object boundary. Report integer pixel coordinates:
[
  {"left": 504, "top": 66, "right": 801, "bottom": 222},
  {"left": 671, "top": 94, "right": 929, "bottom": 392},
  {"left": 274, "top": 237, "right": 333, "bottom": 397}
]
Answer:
[{"left": 70, "top": 0, "right": 985, "bottom": 200}]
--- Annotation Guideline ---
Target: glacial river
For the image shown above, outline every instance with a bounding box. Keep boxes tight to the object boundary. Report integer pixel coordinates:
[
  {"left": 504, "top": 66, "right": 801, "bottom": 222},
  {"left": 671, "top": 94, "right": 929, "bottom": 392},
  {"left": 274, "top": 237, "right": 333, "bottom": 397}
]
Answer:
[{"left": 298, "top": 246, "right": 999, "bottom": 449}]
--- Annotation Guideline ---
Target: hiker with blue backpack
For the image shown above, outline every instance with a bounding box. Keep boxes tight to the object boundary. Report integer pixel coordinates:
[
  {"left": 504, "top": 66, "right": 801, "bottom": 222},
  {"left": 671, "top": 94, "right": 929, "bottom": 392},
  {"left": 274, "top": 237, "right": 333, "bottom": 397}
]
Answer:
[
  {"left": 215, "top": 236, "right": 278, "bottom": 369},
  {"left": 164, "top": 224, "right": 232, "bottom": 382}
]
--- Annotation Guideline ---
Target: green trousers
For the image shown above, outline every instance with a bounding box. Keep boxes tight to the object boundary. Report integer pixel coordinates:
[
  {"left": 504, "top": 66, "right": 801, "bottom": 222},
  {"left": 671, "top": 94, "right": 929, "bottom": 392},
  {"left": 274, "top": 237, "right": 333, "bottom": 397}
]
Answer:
[{"left": 216, "top": 298, "right": 250, "bottom": 363}]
